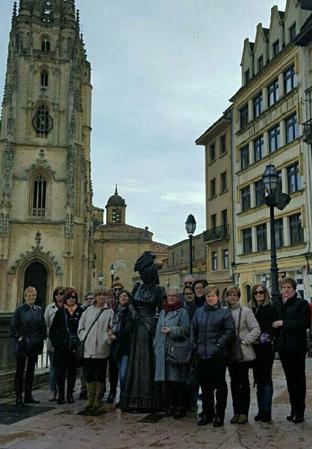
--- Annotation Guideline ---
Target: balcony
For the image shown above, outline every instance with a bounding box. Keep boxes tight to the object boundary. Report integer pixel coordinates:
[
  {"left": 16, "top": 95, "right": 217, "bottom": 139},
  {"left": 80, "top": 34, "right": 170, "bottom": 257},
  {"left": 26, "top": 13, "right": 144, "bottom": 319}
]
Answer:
[
  {"left": 303, "top": 119, "right": 312, "bottom": 145},
  {"left": 203, "top": 225, "right": 229, "bottom": 242}
]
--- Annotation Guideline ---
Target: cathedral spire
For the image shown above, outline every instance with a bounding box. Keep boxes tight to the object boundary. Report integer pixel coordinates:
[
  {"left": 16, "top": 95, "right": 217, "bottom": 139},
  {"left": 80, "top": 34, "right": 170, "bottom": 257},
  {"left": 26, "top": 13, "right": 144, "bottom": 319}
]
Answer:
[
  {"left": 115, "top": 185, "right": 118, "bottom": 195},
  {"left": 12, "top": 2, "right": 17, "bottom": 25}
]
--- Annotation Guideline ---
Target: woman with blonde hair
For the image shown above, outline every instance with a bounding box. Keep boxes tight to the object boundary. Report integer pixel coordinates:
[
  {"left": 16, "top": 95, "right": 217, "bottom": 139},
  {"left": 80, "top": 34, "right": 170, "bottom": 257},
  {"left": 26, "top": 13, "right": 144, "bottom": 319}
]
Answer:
[
  {"left": 226, "top": 285, "right": 260, "bottom": 424},
  {"left": 249, "top": 284, "right": 277, "bottom": 422},
  {"left": 10, "top": 286, "right": 46, "bottom": 406}
]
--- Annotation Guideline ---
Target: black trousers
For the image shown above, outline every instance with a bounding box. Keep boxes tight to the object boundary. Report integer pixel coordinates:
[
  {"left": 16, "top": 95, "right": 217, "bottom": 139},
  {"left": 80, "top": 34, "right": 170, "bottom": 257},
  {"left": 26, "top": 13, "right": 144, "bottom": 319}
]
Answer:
[
  {"left": 57, "top": 365, "right": 77, "bottom": 398},
  {"left": 164, "top": 381, "right": 187, "bottom": 409},
  {"left": 228, "top": 361, "right": 251, "bottom": 416},
  {"left": 15, "top": 355, "right": 38, "bottom": 399},
  {"left": 197, "top": 357, "right": 228, "bottom": 419},
  {"left": 108, "top": 354, "right": 119, "bottom": 394},
  {"left": 280, "top": 353, "right": 306, "bottom": 416},
  {"left": 84, "top": 358, "right": 108, "bottom": 383}
]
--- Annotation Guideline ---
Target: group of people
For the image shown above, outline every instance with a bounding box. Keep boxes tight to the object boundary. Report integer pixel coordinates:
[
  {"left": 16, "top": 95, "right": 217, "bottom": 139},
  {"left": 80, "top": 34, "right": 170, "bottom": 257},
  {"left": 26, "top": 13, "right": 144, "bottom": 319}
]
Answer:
[{"left": 9, "top": 251, "right": 311, "bottom": 427}]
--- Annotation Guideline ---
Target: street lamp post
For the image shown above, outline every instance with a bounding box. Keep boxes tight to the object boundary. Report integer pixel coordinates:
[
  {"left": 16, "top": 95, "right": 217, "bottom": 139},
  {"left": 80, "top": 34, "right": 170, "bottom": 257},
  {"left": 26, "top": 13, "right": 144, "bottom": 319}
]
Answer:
[
  {"left": 185, "top": 213, "right": 196, "bottom": 275},
  {"left": 262, "top": 164, "right": 290, "bottom": 303},
  {"left": 98, "top": 272, "right": 104, "bottom": 285},
  {"left": 110, "top": 263, "right": 116, "bottom": 286}
]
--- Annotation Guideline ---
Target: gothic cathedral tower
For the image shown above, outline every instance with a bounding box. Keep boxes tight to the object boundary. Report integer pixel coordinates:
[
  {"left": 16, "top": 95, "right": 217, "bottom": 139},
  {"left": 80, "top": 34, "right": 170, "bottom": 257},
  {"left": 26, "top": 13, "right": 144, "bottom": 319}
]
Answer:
[{"left": 0, "top": 0, "right": 94, "bottom": 310}]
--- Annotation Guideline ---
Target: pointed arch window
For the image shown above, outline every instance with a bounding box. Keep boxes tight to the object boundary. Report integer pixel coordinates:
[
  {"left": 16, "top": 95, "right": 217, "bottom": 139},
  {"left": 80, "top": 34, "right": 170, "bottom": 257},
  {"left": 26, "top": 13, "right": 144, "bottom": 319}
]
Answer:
[
  {"left": 41, "top": 71, "right": 49, "bottom": 88},
  {"left": 32, "top": 174, "right": 47, "bottom": 217},
  {"left": 41, "top": 38, "right": 51, "bottom": 53}
]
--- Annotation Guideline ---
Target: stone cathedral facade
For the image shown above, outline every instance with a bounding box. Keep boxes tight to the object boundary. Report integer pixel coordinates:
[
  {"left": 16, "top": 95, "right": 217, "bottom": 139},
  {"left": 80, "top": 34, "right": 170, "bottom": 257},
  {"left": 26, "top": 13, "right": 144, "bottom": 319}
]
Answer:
[{"left": 0, "top": 0, "right": 94, "bottom": 310}]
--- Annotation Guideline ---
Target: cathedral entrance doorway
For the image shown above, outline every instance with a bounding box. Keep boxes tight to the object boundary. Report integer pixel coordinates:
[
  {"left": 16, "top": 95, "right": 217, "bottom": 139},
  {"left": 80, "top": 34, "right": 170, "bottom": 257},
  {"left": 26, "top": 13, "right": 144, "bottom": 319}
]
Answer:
[{"left": 23, "top": 262, "right": 48, "bottom": 309}]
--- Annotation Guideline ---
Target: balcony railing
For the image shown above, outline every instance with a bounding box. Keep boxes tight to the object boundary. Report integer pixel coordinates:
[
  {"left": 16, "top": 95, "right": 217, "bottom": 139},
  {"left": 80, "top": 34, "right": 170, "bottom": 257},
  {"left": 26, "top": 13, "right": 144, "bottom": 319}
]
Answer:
[
  {"left": 303, "top": 118, "right": 312, "bottom": 144},
  {"left": 203, "top": 225, "right": 229, "bottom": 242}
]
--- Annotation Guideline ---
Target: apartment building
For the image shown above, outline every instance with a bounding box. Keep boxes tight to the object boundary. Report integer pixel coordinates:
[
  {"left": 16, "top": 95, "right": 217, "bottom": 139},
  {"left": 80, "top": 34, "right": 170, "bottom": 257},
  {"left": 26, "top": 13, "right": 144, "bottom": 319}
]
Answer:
[
  {"left": 196, "top": 110, "right": 234, "bottom": 298},
  {"left": 231, "top": 1, "right": 312, "bottom": 301}
]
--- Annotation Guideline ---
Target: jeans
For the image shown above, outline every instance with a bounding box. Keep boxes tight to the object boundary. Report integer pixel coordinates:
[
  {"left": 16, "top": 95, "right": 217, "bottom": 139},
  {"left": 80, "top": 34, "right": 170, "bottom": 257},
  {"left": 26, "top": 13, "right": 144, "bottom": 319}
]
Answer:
[
  {"left": 118, "top": 355, "right": 128, "bottom": 394},
  {"left": 48, "top": 351, "right": 57, "bottom": 394}
]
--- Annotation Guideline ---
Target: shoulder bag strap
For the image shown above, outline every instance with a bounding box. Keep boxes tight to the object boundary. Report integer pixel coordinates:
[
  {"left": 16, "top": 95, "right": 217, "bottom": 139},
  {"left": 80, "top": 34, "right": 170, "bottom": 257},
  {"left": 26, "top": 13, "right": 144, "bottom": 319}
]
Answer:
[
  {"left": 236, "top": 307, "right": 242, "bottom": 337},
  {"left": 81, "top": 308, "right": 105, "bottom": 344},
  {"left": 63, "top": 308, "right": 71, "bottom": 336}
]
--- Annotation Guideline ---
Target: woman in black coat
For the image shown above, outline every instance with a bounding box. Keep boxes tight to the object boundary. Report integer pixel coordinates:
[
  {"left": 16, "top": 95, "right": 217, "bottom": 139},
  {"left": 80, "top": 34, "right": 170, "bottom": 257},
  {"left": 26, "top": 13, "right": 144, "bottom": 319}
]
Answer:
[
  {"left": 272, "top": 277, "right": 310, "bottom": 423},
  {"left": 249, "top": 284, "right": 277, "bottom": 422},
  {"left": 9, "top": 286, "right": 46, "bottom": 406},
  {"left": 49, "top": 288, "right": 83, "bottom": 404}
]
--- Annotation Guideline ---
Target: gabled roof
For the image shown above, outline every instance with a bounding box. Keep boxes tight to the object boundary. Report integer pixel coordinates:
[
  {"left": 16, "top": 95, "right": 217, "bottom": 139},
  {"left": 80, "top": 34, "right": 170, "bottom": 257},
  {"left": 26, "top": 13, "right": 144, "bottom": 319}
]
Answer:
[{"left": 294, "top": 12, "right": 312, "bottom": 45}]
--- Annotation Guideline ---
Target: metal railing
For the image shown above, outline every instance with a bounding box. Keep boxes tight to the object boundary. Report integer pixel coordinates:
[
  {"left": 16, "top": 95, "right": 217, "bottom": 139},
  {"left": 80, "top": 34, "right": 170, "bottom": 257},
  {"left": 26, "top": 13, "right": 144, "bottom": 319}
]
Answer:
[
  {"left": 303, "top": 118, "right": 312, "bottom": 144},
  {"left": 203, "top": 225, "right": 229, "bottom": 242}
]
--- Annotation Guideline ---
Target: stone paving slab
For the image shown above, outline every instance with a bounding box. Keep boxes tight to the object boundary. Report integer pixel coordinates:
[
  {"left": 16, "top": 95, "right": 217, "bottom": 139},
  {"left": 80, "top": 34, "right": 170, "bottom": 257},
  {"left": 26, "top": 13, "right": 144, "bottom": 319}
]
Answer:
[{"left": 0, "top": 360, "right": 311, "bottom": 449}]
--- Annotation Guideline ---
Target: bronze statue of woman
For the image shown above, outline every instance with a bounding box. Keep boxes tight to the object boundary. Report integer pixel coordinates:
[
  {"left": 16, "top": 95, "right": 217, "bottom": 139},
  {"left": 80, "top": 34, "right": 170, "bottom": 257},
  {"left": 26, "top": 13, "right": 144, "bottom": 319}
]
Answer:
[{"left": 120, "top": 251, "right": 165, "bottom": 412}]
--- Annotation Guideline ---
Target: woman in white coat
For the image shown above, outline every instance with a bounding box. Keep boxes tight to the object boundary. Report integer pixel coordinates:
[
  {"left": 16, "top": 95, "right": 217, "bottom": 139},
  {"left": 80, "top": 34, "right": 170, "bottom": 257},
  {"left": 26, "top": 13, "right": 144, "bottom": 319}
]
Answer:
[
  {"left": 226, "top": 285, "right": 261, "bottom": 424},
  {"left": 78, "top": 286, "right": 114, "bottom": 411}
]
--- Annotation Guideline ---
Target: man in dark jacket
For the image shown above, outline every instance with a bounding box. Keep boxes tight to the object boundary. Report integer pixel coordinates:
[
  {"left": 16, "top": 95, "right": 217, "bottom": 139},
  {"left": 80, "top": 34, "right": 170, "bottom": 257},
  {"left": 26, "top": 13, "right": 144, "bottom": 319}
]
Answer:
[
  {"left": 272, "top": 277, "right": 310, "bottom": 423},
  {"left": 191, "top": 285, "right": 235, "bottom": 427},
  {"left": 10, "top": 286, "right": 46, "bottom": 406}
]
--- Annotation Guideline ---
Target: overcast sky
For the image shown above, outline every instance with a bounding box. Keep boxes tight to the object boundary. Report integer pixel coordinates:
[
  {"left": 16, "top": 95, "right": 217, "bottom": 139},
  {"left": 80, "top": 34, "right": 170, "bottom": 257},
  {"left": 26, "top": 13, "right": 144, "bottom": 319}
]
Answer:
[{"left": 0, "top": 0, "right": 287, "bottom": 245}]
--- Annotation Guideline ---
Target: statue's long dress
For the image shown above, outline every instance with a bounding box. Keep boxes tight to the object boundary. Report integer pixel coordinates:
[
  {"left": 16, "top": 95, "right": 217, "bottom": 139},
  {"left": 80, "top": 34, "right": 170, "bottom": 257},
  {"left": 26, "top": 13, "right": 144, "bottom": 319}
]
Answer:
[{"left": 121, "top": 283, "right": 163, "bottom": 412}]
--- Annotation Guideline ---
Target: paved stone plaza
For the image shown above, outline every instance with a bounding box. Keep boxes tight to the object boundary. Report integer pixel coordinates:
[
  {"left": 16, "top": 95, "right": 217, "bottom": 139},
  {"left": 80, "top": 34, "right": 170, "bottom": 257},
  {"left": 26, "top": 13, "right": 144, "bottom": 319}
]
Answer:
[{"left": 0, "top": 359, "right": 311, "bottom": 449}]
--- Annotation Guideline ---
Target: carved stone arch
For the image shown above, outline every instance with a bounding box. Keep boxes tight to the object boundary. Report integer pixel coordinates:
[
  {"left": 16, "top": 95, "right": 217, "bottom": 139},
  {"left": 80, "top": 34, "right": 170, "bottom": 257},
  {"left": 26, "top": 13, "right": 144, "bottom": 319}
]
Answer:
[
  {"left": 10, "top": 246, "right": 63, "bottom": 278},
  {"left": 17, "top": 255, "right": 55, "bottom": 307},
  {"left": 26, "top": 166, "right": 53, "bottom": 218}
]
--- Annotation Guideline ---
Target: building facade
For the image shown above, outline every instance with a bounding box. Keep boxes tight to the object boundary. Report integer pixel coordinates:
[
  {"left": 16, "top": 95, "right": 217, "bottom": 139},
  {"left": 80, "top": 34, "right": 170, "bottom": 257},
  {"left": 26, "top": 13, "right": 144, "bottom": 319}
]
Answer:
[
  {"left": 158, "top": 233, "right": 207, "bottom": 289},
  {"left": 0, "top": 1, "right": 94, "bottom": 310},
  {"left": 231, "top": 0, "right": 312, "bottom": 301},
  {"left": 94, "top": 188, "right": 168, "bottom": 291},
  {"left": 196, "top": 110, "right": 234, "bottom": 297}
]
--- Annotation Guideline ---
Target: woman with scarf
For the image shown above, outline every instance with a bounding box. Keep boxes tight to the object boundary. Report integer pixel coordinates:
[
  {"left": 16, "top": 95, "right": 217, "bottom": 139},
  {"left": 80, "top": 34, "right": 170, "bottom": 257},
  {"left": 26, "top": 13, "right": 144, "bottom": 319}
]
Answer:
[
  {"left": 49, "top": 288, "right": 83, "bottom": 404},
  {"left": 154, "top": 286, "right": 190, "bottom": 418},
  {"left": 249, "top": 284, "right": 277, "bottom": 423}
]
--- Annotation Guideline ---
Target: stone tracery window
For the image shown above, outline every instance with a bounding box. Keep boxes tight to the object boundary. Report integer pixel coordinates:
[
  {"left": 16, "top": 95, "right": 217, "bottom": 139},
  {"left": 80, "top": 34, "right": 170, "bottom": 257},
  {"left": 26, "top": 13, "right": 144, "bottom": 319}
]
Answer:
[
  {"left": 41, "top": 70, "right": 49, "bottom": 88},
  {"left": 41, "top": 38, "right": 51, "bottom": 53},
  {"left": 32, "top": 174, "right": 47, "bottom": 217},
  {"left": 32, "top": 105, "right": 53, "bottom": 137}
]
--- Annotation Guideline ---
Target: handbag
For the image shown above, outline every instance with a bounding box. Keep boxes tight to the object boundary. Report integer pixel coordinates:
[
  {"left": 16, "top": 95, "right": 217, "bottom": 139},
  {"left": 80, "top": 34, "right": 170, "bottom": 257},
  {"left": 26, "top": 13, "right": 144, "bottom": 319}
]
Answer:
[
  {"left": 229, "top": 307, "right": 244, "bottom": 362},
  {"left": 65, "top": 308, "right": 105, "bottom": 362},
  {"left": 167, "top": 338, "right": 191, "bottom": 365}
]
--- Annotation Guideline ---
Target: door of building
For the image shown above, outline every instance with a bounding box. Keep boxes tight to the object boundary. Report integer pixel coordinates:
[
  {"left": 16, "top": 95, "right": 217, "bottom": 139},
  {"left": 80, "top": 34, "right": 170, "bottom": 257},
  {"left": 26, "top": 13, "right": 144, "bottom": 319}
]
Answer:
[{"left": 23, "top": 262, "right": 48, "bottom": 309}]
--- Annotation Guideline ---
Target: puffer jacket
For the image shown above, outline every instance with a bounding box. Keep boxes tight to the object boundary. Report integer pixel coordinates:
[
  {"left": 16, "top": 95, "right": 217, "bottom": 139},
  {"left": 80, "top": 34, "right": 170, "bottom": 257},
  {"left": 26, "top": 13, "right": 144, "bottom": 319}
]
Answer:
[
  {"left": 191, "top": 302, "right": 235, "bottom": 359},
  {"left": 273, "top": 293, "right": 310, "bottom": 356},
  {"left": 228, "top": 303, "right": 261, "bottom": 361}
]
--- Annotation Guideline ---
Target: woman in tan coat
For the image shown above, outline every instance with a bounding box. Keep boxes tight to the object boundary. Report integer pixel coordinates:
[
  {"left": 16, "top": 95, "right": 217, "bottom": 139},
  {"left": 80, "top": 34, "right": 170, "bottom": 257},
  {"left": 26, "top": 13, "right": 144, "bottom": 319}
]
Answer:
[
  {"left": 77, "top": 286, "right": 114, "bottom": 411},
  {"left": 226, "top": 285, "right": 260, "bottom": 424}
]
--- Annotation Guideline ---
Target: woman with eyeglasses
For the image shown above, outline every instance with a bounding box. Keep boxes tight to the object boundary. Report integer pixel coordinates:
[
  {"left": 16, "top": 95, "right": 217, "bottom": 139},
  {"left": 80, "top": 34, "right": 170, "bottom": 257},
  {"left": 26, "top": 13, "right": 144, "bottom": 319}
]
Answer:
[
  {"left": 49, "top": 288, "right": 83, "bottom": 404},
  {"left": 249, "top": 284, "right": 277, "bottom": 423},
  {"left": 44, "top": 286, "right": 65, "bottom": 401}
]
